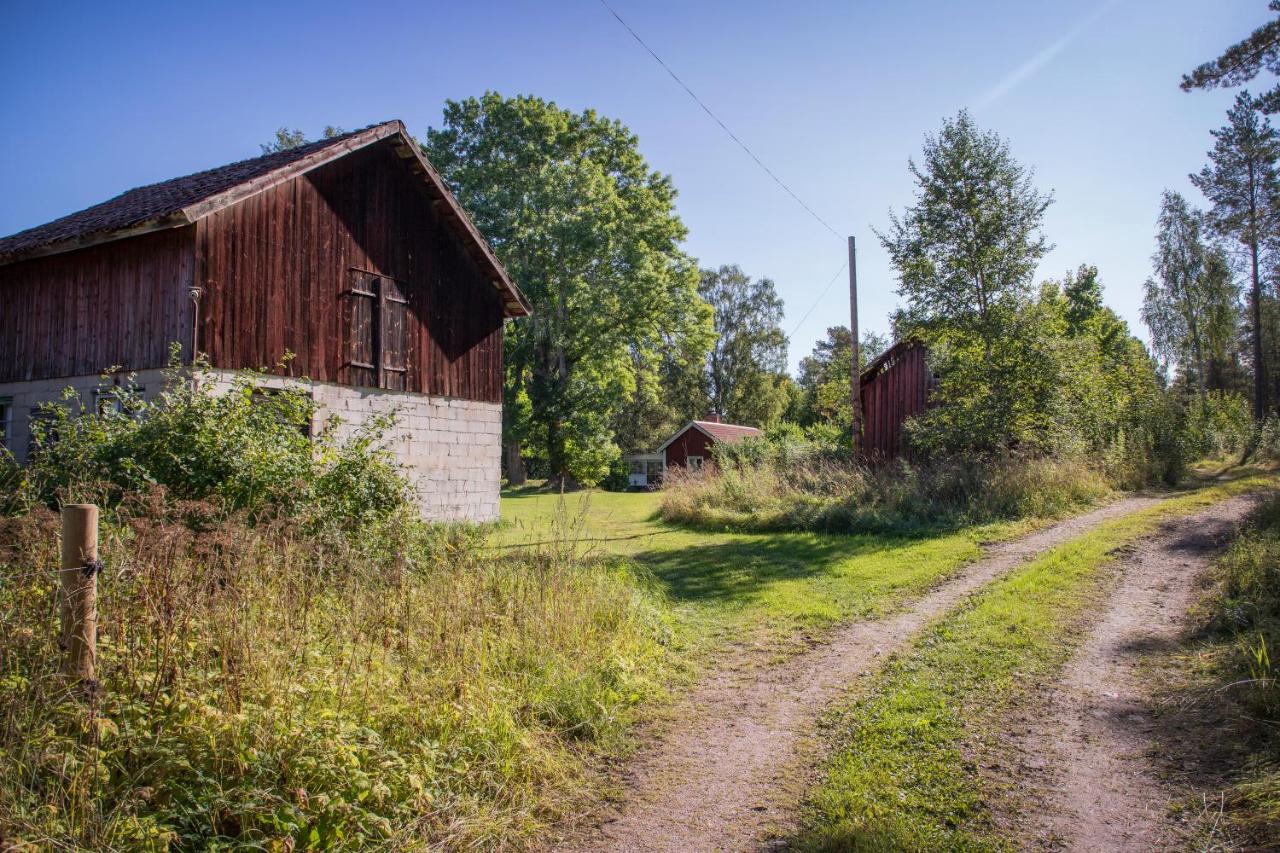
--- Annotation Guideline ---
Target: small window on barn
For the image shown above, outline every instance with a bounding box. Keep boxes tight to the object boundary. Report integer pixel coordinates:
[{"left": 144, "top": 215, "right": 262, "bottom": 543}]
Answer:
[
  {"left": 250, "top": 387, "right": 314, "bottom": 438},
  {"left": 28, "top": 408, "right": 60, "bottom": 456},
  {"left": 0, "top": 397, "right": 11, "bottom": 450},
  {"left": 340, "top": 270, "right": 408, "bottom": 391},
  {"left": 93, "top": 386, "right": 145, "bottom": 419}
]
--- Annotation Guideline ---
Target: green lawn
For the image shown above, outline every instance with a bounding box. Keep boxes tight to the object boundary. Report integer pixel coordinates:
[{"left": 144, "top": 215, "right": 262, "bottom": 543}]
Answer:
[{"left": 495, "top": 487, "right": 1032, "bottom": 652}]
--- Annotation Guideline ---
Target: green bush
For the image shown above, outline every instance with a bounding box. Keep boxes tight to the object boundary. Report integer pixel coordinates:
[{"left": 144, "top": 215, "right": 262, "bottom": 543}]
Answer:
[{"left": 12, "top": 352, "right": 409, "bottom": 529}]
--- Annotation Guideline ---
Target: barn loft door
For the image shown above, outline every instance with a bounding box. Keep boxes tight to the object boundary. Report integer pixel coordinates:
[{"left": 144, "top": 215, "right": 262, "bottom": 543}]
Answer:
[{"left": 340, "top": 270, "right": 407, "bottom": 390}]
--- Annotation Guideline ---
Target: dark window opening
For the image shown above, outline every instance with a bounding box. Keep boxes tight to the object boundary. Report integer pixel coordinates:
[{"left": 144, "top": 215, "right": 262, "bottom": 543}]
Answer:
[
  {"left": 250, "top": 387, "right": 314, "bottom": 438},
  {"left": 0, "top": 397, "right": 11, "bottom": 451},
  {"left": 28, "top": 408, "right": 60, "bottom": 456},
  {"left": 340, "top": 270, "right": 407, "bottom": 391}
]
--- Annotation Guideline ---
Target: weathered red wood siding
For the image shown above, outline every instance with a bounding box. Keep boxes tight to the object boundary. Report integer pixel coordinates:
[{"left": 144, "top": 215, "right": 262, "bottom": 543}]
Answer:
[
  {"left": 860, "top": 342, "right": 931, "bottom": 461},
  {"left": 0, "top": 228, "right": 194, "bottom": 382},
  {"left": 664, "top": 425, "right": 715, "bottom": 469},
  {"left": 196, "top": 140, "right": 504, "bottom": 402}
]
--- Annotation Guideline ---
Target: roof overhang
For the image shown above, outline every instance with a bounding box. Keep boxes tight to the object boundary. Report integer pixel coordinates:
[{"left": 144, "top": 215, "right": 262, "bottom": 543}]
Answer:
[{"left": 0, "top": 120, "right": 532, "bottom": 318}]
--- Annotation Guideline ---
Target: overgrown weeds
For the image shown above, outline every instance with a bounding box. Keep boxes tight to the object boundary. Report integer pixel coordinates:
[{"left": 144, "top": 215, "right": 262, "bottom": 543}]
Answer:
[
  {"left": 661, "top": 450, "right": 1113, "bottom": 536},
  {"left": 1173, "top": 493, "right": 1280, "bottom": 846},
  {"left": 0, "top": 358, "right": 682, "bottom": 850},
  {"left": 2, "top": 349, "right": 408, "bottom": 531},
  {"left": 0, "top": 491, "right": 678, "bottom": 850}
]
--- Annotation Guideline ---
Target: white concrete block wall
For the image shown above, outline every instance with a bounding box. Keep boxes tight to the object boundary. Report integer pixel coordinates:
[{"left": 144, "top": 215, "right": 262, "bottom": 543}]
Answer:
[
  {"left": 0, "top": 368, "right": 172, "bottom": 465},
  {"left": 0, "top": 370, "right": 503, "bottom": 523}
]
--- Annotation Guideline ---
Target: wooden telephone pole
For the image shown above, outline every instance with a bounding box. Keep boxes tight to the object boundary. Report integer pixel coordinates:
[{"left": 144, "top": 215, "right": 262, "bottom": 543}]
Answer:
[{"left": 848, "top": 236, "right": 863, "bottom": 453}]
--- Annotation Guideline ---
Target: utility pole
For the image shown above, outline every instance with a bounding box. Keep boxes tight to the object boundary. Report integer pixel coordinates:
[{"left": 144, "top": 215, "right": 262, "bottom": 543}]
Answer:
[{"left": 848, "top": 236, "right": 862, "bottom": 454}]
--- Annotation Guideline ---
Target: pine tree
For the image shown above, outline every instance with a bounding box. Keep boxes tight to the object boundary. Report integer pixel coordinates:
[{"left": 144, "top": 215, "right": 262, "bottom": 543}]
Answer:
[
  {"left": 1190, "top": 92, "right": 1280, "bottom": 418},
  {"left": 1182, "top": 3, "right": 1280, "bottom": 113}
]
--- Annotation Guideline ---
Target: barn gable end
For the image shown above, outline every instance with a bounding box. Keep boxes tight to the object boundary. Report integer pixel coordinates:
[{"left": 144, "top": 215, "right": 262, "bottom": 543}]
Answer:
[
  {"left": 859, "top": 339, "right": 933, "bottom": 461},
  {"left": 0, "top": 121, "right": 528, "bottom": 522}
]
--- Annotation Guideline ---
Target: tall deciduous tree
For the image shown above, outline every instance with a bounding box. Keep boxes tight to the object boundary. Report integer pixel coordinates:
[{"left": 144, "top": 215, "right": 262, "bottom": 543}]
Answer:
[
  {"left": 423, "top": 93, "right": 712, "bottom": 486},
  {"left": 878, "top": 111, "right": 1053, "bottom": 348},
  {"left": 1190, "top": 91, "right": 1280, "bottom": 419},
  {"left": 1182, "top": 2, "right": 1280, "bottom": 113},
  {"left": 1142, "top": 191, "right": 1242, "bottom": 399},
  {"left": 879, "top": 111, "right": 1054, "bottom": 451},
  {"left": 699, "top": 265, "right": 789, "bottom": 427}
]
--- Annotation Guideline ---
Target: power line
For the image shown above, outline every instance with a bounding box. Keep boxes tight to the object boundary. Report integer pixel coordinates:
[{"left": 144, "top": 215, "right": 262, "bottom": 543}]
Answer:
[
  {"left": 787, "top": 261, "right": 847, "bottom": 340},
  {"left": 598, "top": 0, "right": 844, "bottom": 241}
]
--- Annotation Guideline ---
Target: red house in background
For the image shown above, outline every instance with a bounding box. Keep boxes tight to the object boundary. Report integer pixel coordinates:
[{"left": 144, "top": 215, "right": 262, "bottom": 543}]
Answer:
[
  {"left": 660, "top": 416, "right": 762, "bottom": 470},
  {"left": 624, "top": 415, "right": 763, "bottom": 488}
]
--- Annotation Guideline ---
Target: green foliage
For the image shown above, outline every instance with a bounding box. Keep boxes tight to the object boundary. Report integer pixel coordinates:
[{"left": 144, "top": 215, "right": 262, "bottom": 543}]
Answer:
[
  {"left": 1191, "top": 91, "right": 1280, "bottom": 419},
  {"left": 0, "top": 503, "right": 678, "bottom": 850},
  {"left": 1142, "top": 191, "right": 1242, "bottom": 397},
  {"left": 699, "top": 264, "right": 790, "bottom": 428},
  {"left": 908, "top": 277, "right": 1172, "bottom": 470},
  {"left": 793, "top": 326, "right": 888, "bottom": 434},
  {"left": 423, "top": 93, "right": 713, "bottom": 485},
  {"left": 10, "top": 352, "right": 408, "bottom": 528},
  {"left": 1180, "top": 492, "right": 1280, "bottom": 844},
  {"left": 875, "top": 112, "right": 1172, "bottom": 460},
  {"left": 1182, "top": 2, "right": 1280, "bottom": 114},
  {"left": 662, "top": 449, "right": 1113, "bottom": 537},
  {"left": 260, "top": 125, "right": 346, "bottom": 154},
  {"left": 1210, "top": 495, "right": 1280, "bottom": 717},
  {"left": 878, "top": 110, "right": 1052, "bottom": 346}
]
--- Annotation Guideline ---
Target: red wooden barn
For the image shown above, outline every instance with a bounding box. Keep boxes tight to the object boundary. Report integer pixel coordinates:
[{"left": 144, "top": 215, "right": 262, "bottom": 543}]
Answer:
[
  {"left": 659, "top": 416, "right": 763, "bottom": 471},
  {"left": 0, "top": 120, "right": 530, "bottom": 521},
  {"left": 859, "top": 339, "right": 933, "bottom": 461}
]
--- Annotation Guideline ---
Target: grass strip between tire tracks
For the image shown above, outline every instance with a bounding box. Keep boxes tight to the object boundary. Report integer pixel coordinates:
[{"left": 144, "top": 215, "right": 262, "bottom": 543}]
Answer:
[{"left": 792, "top": 473, "right": 1276, "bottom": 852}]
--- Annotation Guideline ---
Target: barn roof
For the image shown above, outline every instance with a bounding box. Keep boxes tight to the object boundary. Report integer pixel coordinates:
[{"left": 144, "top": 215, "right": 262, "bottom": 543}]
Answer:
[
  {"left": 0, "top": 120, "right": 531, "bottom": 317},
  {"left": 859, "top": 338, "right": 924, "bottom": 385},
  {"left": 656, "top": 419, "right": 763, "bottom": 452}
]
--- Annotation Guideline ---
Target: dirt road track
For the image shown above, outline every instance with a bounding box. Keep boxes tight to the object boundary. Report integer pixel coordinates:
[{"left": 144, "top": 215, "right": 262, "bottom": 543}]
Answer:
[
  {"left": 1015, "top": 493, "right": 1263, "bottom": 851},
  {"left": 556, "top": 496, "right": 1164, "bottom": 853}
]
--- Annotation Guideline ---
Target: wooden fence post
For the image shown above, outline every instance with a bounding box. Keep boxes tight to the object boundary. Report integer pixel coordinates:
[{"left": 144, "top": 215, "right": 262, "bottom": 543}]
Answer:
[{"left": 59, "top": 503, "right": 99, "bottom": 684}]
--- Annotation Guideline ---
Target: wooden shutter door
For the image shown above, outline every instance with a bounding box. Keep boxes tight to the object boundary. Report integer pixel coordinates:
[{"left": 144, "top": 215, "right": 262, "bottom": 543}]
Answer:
[
  {"left": 340, "top": 271, "right": 378, "bottom": 388},
  {"left": 379, "top": 276, "right": 408, "bottom": 391}
]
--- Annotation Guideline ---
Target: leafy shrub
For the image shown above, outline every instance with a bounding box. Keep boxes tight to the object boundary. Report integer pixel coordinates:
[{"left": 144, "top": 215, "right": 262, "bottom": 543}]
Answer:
[
  {"left": 12, "top": 353, "right": 409, "bottom": 529},
  {"left": 1184, "top": 391, "right": 1253, "bottom": 460}
]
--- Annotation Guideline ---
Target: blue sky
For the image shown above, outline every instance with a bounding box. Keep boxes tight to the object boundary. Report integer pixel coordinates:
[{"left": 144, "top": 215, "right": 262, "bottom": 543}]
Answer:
[{"left": 0, "top": 1, "right": 1267, "bottom": 372}]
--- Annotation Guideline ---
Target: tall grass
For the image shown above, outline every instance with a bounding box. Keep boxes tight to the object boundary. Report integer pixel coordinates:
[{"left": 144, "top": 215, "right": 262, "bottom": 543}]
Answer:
[
  {"left": 661, "top": 453, "right": 1114, "bottom": 535},
  {"left": 0, "top": 492, "right": 678, "bottom": 850},
  {"left": 1184, "top": 494, "right": 1280, "bottom": 845}
]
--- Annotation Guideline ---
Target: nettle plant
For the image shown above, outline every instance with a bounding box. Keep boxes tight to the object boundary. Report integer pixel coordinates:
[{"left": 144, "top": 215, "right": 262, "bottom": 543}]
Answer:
[{"left": 14, "top": 347, "right": 409, "bottom": 527}]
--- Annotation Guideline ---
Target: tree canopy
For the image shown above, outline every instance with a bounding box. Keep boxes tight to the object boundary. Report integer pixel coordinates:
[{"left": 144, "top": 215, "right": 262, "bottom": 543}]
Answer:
[
  {"left": 1190, "top": 91, "right": 1280, "bottom": 417},
  {"left": 878, "top": 110, "right": 1053, "bottom": 346},
  {"left": 423, "top": 93, "right": 712, "bottom": 485},
  {"left": 699, "top": 265, "right": 790, "bottom": 428},
  {"left": 1142, "top": 191, "right": 1242, "bottom": 399}
]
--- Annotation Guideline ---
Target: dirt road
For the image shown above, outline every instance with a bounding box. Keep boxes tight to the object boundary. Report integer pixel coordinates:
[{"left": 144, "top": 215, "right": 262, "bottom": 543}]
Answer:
[
  {"left": 1014, "top": 493, "right": 1262, "bottom": 851},
  {"left": 556, "top": 496, "right": 1164, "bottom": 853}
]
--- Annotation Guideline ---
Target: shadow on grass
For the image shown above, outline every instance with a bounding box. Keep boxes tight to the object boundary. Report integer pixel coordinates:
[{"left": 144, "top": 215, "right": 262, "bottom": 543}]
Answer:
[{"left": 634, "top": 533, "right": 898, "bottom": 606}]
